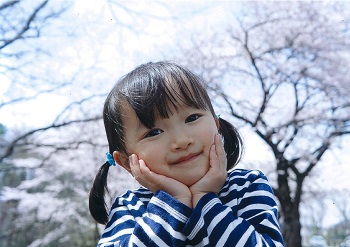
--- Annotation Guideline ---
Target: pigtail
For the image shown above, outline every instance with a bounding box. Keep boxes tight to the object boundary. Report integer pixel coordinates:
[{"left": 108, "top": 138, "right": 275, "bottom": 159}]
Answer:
[
  {"left": 89, "top": 162, "right": 110, "bottom": 225},
  {"left": 218, "top": 117, "right": 244, "bottom": 170}
]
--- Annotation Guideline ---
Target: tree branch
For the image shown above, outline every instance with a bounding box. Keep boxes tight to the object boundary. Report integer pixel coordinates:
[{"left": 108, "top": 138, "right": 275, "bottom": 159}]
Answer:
[
  {"left": 0, "top": 116, "right": 101, "bottom": 162},
  {"left": 0, "top": 0, "right": 19, "bottom": 11},
  {"left": 0, "top": 0, "right": 48, "bottom": 50}
]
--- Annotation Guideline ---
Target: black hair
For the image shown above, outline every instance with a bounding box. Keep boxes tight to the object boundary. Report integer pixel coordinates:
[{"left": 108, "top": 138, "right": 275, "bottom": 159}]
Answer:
[{"left": 89, "top": 61, "right": 244, "bottom": 224}]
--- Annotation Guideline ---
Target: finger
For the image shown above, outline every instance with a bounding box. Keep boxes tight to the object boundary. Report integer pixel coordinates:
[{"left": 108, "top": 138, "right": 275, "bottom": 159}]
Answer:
[
  {"left": 139, "top": 159, "right": 161, "bottom": 182},
  {"left": 215, "top": 134, "right": 225, "bottom": 158},
  {"left": 215, "top": 134, "right": 227, "bottom": 173},
  {"left": 209, "top": 143, "right": 218, "bottom": 164},
  {"left": 209, "top": 134, "right": 223, "bottom": 164},
  {"left": 139, "top": 159, "right": 151, "bottom": 175},
  {"left": 129, "top": 154, "right": 140, "bottom": 178},
  {"left": 138, "top": 160, "right": 169, "bottom": 193},
  {"left": 215, "top": 134, "right": 226, "bottom": 160}
]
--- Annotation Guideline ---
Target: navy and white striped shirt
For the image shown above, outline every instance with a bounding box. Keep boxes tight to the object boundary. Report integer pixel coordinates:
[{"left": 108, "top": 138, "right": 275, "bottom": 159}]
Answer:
[{"left": 98, "top": 169, "right": 284, "bottom": 246}]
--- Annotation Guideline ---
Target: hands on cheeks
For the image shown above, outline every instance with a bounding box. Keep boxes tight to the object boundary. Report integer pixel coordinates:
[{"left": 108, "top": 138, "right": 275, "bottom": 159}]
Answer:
[
  {"left": 129, "top": 133, "right": 227, "bottom": 208},
  {"left": 129, "top": 154, "right": 192, "bottom": 207},
  {"left": 190, "top": 134, "right": 227, "bottom": 207}
]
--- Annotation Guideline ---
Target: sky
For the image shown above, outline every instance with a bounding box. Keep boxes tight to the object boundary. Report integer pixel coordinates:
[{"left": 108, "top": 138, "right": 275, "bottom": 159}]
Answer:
[{"left": 1, "top": 0, "right": 238, "bottom": 128}]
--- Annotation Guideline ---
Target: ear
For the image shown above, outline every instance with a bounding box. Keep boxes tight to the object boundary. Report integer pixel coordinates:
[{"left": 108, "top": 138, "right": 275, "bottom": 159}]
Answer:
[{"left": 113, "top": 151, "right": 132, "bottom": 174}]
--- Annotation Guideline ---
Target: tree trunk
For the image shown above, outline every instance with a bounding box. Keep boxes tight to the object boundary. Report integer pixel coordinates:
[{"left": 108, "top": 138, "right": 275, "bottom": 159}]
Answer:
[
  {"left": 276, "top": 161, "right": 303, "bottom": 247},
  {"left": 281, "top": 202, "right": 302, "bottom": 247}
]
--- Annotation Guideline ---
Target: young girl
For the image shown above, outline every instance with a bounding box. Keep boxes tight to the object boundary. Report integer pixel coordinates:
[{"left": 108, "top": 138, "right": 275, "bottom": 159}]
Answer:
[{"left": 89, "top": 61, "right": 284, "bottom": 246}]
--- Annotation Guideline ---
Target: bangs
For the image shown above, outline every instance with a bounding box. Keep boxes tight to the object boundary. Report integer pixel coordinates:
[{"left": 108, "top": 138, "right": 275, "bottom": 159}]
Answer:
[{"left": 121, "top": 62, "right": 212, "bottom": 128}]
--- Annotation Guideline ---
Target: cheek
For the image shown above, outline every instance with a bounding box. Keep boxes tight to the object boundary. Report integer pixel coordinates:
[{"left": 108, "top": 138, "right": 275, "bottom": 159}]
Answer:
[
  {"left": 201, "top": 125, "right": 217, "bottom": 143},
  {"left": 136, "top": 148, "right": 165, "bottom": 172},
  {"left": 201, "top": 126, "right": 217, "bottom": 155}
]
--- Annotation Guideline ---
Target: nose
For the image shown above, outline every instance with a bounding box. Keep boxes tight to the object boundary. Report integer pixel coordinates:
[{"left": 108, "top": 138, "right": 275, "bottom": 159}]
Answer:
[{"left": 170, "top": 128, "right": 194, "bottom": 151}]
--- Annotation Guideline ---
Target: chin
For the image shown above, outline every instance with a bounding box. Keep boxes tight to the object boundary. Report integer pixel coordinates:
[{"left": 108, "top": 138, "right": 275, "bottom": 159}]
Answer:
[
  {"left": 178, "top": 165, "right": 209, "bottom": 186},
  {"left": 182, "top": 175, "right": 205, "bottom": 187}
]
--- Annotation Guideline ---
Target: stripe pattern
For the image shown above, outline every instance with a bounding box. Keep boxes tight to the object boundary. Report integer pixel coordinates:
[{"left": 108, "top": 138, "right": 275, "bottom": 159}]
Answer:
[{"left": 97, "top": 169, "right": 285, "bottom": 247}]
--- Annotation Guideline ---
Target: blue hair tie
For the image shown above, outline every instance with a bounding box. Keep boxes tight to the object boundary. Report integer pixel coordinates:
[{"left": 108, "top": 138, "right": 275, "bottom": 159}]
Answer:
[{"left": 106, "top": 152, "right": 116, "bottom": 166}]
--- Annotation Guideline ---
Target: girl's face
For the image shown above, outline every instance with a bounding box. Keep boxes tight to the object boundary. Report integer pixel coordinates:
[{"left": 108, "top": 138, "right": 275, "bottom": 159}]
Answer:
[{"left": 118, "top": 101, "right": 219, "bottom": 186}]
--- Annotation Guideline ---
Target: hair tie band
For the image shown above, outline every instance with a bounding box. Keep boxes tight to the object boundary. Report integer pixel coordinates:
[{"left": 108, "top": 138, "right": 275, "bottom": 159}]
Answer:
[
  {"left": 106, "top": 152, "right": 116, "bottom": 166},
  {"left": 217, "top": 114, "right": 221, "bottom": 118}
]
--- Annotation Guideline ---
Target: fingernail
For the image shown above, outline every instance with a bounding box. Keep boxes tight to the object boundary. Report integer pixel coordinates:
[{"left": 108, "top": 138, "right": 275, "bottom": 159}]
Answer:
[
  {"left": 139, "top": 160, "right": 146, "bottom": 168},
  {"left": 217, "top": 134, "right": 223, "bottom": 143}
]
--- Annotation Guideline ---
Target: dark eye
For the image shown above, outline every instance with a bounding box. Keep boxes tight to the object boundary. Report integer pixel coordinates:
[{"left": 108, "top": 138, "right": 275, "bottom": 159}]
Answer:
[
  {"left": 145, "top": 128, "right": 163, "bottom": 138},
  {"left": 186, "top": 114, "right": 201, "bottom": 123}
]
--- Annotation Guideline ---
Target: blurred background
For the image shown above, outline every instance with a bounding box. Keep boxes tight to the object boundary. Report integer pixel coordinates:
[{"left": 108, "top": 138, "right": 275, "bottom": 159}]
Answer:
[{"left": 0, "top": 1, "right": 349, "bottom": 246}]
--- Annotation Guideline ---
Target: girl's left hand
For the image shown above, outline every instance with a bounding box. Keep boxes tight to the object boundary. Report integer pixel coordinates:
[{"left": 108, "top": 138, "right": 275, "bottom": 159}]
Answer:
[{"left": 190, "top": 133, "right": 227, "bottom": 207}]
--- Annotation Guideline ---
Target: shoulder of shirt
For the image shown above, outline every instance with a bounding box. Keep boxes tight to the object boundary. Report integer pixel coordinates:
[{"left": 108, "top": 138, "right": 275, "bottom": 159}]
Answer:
[
  {"left": 227, "top": 168, "right": 268, "bottom": 181},
  {"left": 221, "top": 168, "right": 271, "bottom": 194},
  {"left": 111, "top": 186, "right": 153, "bottom": 207}
]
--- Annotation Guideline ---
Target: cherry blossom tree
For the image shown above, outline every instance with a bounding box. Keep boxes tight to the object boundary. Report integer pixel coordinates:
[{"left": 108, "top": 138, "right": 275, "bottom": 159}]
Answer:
[{"left": 2, "top": 1, "right": 349, "bottom": 246}]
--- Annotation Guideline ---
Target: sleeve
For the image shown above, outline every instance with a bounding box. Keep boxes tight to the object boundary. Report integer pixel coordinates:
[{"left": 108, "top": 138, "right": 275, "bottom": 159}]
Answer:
[
  {"left": 182, "top": 170, "right": 285, "bottom": 247},
  {"left": 97, "top": 190, "right": 193, "bottom": 247}
]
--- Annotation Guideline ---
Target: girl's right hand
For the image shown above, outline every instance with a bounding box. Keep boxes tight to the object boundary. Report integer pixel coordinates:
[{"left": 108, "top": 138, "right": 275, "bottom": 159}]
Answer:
[{"left": 129, "top": 154, "right": 192, "bottom": 208}]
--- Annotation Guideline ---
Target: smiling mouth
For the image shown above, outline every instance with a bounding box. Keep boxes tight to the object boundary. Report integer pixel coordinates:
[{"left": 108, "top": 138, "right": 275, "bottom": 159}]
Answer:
[{"left": 172, "top": 152, "right": 201, "bottom": 165}]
